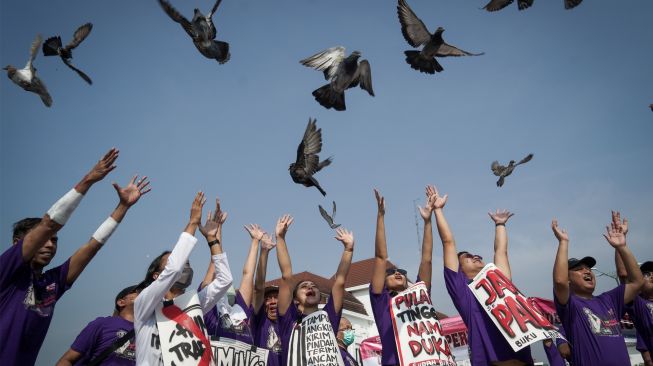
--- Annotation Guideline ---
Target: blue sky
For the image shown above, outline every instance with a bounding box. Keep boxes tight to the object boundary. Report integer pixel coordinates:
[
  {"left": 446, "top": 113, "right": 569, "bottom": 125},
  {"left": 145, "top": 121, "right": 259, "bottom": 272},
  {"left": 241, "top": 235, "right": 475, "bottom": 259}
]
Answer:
[{"left": 1, "top": 0, "right": 652, "bottom": 364}]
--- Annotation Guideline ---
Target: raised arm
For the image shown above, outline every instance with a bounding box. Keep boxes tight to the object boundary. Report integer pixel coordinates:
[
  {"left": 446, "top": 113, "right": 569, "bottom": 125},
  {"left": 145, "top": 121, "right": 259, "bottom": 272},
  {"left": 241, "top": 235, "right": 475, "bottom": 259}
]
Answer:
[
  {"left": 275, "top": 215, "right": 294, "bottom": 315},
  {"left": 66, "top": 175, "right": 150, "bottom": 285},
  {"left": 489, "top": 209, "right": 515, "bottom": 280},
  {"left": 254, "top": 234, "right": 276, "bottom": 313},
  {"left": 603, "top": 223, "right": 643, "bottom": 304},
  {"left": 371, "top": 189, "right": 388, "bottom": 294},
  {"left": 432, "top": 187, "right": 457, "bottom": 271},
  {"left": 21, "top": 148, "right": 119, "bottom": 263},
  {"left": 199, "top": 198, "right": 227, "bottom": 289},
  {"left": 611, "top": 211, "right": 629, "bottom": 284},
  {"left": 55, "top": 349, "right": 83, "bottom": 366},
  {"left": 418, "top": 185, "right": 436, "bottom": 287},
  {"left": 241, "top": 224, "right": 267, "bottom": 307},
  {"left": 332, "top": 228, "right": 355, "bottom": 314},
  {"left": 552, "top": 220, "right": 570, "bottom": 305}
]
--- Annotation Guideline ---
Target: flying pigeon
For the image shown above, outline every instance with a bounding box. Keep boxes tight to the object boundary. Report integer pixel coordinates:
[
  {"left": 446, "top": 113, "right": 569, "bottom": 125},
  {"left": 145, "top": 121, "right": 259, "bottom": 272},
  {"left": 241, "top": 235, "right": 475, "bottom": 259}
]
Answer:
[
  {"left": 300, "top": 46, "right": 374, "bottom": 111},
  {"left": 4, "top": 34, "right": 52, "bottom": 107},
  {"left": 398, "top": 0, "right": 484, "bottom": 74},
  {"left": 158, "top": 0, "right": 230, "bottom": 64},
  {"left": 319, "top": 201, "right": 340, "bottom": 229},
  {"left": 481, "top": 0, "right": 534, "bottom": 12},
  {"left": 491, "top": 154, "right": 533, "bottom": 187},
  {"left": 289, "top": 118, "right": 333, "bottom": 196},
  {"left": 564, "top": 0, "right": 583, "bottom": 9},
  {"left": 42, "top": 23, "right": 93, "bottom": 84},
  {"left": 649, "top": 104, "right": 652, "bottom": 112}
]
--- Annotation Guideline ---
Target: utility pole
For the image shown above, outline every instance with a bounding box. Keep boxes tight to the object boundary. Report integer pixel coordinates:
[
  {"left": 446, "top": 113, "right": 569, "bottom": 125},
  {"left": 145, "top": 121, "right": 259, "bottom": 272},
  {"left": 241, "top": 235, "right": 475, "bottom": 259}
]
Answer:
[{"left": 413, "top": 199, "right": 421, "bottom": 253}]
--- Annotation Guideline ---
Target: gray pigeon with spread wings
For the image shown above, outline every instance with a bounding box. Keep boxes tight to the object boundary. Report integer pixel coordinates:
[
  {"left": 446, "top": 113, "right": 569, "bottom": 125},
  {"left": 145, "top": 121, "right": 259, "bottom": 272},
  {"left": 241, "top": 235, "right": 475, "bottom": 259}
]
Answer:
[
  {"left": 491, "top": 154, "right": 533, "bottom": 187},
  {"left": 4, "top": 34, "right": 53, "bottom": 107},
  {"left": 158, "top": 0, "right": 230, "bottom": 64},
  {"left": 482, "top": 0, "right": 534, "bottom": 12},
  {"left": 300, "top": 46, "right": 374, "bottom": 111},
  {"left": 319, "top": 201, "right": 340, "bottom": 229},
  {"left": 42, "top": 23, "right": 93, "bottom": 84},
  {"left": 289, "top": 118, "right": 333, "bottom": 196},
  {"left": 398, "top": 0, "right": 484, "bottom": 74}
]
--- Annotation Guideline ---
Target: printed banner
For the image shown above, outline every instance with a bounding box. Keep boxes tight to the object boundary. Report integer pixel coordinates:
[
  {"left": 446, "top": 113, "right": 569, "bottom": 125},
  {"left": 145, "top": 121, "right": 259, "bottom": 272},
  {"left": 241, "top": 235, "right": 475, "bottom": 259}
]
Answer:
[
  {"left": 440, "top": 317, "right": 469, "bottom": 362},
  {"left": 155, "top": 291, "right": 214, "bottom": 366},
  {"left": 359, "top": 336, "right": 382, "bottom": 366},
  {"left": 389, "top": 281, "right": 456, "bottom": 366},
  {"left": 287, "top": 309, "right": 345, "bottom": 366},
  {"left": 211, "top": 337, "right": 269, "bottom": 366},
  {"left": 468, "top": 264, "right": 558, "bottom": 351}
]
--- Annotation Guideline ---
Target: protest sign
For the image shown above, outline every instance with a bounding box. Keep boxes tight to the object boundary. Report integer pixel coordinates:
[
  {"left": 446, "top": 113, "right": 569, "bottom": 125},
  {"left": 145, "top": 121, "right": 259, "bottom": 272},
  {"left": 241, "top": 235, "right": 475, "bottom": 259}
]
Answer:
[
  {"left": 468, "top": 264, "right": 558, "bottom": 351},
  {"left": 359, "top": 336, "right": 382, "bottom": 366},
  {"left": 155, "top": 291, "right": 213, "bottom": 366},
  {"left": 440, "top": 316, "right": 469, "bottom": 362},
  {"left": 211, "top": 337, "right": 268, "bottom": 366},
  {"left": 287, "top": 309, "right": 345, "bottom": 366},
  {"left": 389, "top": 281, "right": 456, "bottom": 366}
]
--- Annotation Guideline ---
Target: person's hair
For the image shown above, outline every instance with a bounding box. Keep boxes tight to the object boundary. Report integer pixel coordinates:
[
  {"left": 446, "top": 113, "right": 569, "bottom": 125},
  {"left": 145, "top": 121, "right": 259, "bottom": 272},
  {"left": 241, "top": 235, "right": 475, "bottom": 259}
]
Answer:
[
  {"left": 293, "top": 280, "right": 317, "bottom": 299},
  {"left": 457, "top": 251, "right": 469, "bottom": 258},
  {"left": 141, "top": 251, "right": 171, "bottom": 287},
  {"left": 13, "top": 218, "right": 42, "bottom": 242}
]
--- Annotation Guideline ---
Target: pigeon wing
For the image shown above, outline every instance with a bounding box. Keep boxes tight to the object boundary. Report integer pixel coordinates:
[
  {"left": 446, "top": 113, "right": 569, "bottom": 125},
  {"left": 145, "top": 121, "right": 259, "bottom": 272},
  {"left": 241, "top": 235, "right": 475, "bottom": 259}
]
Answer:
[
  {"left": 516, "top": 153, "right": 533, "bottom": 166},
  {"left": 62, "top": 57, "right": 93, "bottom": 85},
  {"left": 26, "top": 34, "right": 42, "bottom": 72},
  {"left": 332, "top": 201, "right": 337, "bottom": 221},
  {"left": 397, "top": 0, "right": 432, "bottom": 48},
  {"left": 295, "top": 118, "right": 323, "bottom": 175},
  {"left": 319, "top": 205, "right": 335, "bottom": 227},
  {"left": 300, "top": 46, "right": 345, "bottom": 80},
  {"left": 31, "top": 77, "right": 52, "bottom": 107},
  {"left": 483, "top": 0, "right": 514, "bottom": 12},
  {"left": 437, "top": 43, "right": 484, "bottom": 57},
  {"left": 65, "top": 23, "right": 92, "bottom": 51},
  {"left": 349, "top": 60, "right": 374, "bottom": 96},
  {"left": 564, "top": 0, "right": 582, "bottom": 9},
  {"left": 517, "top": 0, "right": 534, "bottom": 10},
  {"left": 208, "top": 0, "right": 223, "bottom": 18},
  {"left": 491, "top": 161, "right": 505, "bottom": 176},
  {"left": 158, "top": 0, "right": 195, "bottom": 37}
]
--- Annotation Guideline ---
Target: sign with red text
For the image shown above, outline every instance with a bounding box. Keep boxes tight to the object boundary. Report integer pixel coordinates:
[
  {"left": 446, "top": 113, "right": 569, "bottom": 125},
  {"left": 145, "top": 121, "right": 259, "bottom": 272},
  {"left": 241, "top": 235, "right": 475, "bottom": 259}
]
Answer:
[
  {"left": 389, "top": 282, "right": 456, "bottom": 366},
  {"left": 469, "top": 264, "right": 558, "bottom": 351}
]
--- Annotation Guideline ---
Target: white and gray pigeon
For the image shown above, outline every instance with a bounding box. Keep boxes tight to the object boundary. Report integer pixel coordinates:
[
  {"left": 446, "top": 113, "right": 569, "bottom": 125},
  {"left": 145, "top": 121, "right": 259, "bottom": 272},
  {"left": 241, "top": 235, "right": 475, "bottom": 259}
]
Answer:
[
  {"left": 158, "top": 0, "right": 230, "bottom": 64},
  {"left": 3, "top": 34, "right": 52, "bottom": 107},
  {"left": 398, "top": 0, "right": 483, "bottom": 74},
  {"left": 300, "top": 46, "right": 374, "bottom": 111},
  {"left": 42, "top": 23, "right": 93, "bottom": 85},
  {"left": 491, "top": 154, "right": 533, "bottom": 187},
  {"left": 481, "top": 0, "right": 534, "bottom": 12}
]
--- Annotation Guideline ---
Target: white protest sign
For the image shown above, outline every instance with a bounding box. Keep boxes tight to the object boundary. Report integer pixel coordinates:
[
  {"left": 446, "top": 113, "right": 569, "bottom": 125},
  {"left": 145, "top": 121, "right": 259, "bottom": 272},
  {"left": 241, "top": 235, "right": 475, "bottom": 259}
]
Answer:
[
  {"left": 155, "top": 291, "right": 214, "bottom": 366},
  {"left": 389, "top": 282, "right": 456, "bottom": 366},
  {"left": 211, "top": 337, "right": 269, "bottom": 366},
  {"left": 468, "top": 263, "right": 559, "bottom": 351},
  {"left": 287, "top": 309, "right": 345, "bottom": 366}
]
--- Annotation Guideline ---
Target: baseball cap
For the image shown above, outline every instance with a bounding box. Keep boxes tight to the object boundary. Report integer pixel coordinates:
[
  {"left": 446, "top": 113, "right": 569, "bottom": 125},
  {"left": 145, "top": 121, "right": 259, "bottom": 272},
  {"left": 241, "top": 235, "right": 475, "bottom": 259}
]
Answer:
[{"left": 568, "top": 256, "right": 596, "bottom": 270}]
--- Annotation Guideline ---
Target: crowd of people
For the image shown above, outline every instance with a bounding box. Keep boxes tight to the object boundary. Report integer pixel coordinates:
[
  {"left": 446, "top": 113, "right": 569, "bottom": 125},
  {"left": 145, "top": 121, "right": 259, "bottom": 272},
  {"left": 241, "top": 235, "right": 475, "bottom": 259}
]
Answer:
[{"left": 1, "top": 149, "right": 651, "bottom": 366}]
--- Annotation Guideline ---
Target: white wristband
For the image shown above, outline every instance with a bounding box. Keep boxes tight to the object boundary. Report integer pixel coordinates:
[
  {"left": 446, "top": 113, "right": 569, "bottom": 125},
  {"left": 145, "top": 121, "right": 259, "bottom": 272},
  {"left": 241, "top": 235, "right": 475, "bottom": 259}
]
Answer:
[
  {"left": 47, "top": 188, "right": 84, "bottom": 225},
  {"left": 92, "top": 217, "right": 119, "bottom": 244}
]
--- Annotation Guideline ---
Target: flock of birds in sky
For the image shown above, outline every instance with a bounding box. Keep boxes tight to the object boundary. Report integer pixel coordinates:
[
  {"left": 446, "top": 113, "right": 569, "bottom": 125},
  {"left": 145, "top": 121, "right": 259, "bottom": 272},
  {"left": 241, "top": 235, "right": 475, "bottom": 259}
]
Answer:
[{"left": 4, "top": 0, "right": 650, "bottom": 229}]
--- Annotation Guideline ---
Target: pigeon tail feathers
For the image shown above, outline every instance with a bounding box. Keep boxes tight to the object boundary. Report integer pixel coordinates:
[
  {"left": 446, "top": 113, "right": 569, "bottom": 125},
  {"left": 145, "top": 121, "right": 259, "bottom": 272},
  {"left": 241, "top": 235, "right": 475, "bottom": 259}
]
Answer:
[
  {"left": 404, "top": 51, "right": 443, "bottom": 74},
  {"left": 42, "top": 36, "right": 62, "bottom": 56},
  {"left": 312, "top": 84, "right": 345, "bottom": 111}
]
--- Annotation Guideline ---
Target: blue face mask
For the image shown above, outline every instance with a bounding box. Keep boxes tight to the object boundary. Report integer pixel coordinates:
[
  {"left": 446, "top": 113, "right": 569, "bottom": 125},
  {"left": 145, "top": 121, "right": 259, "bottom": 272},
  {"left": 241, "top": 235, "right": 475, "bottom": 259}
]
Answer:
[{"left": 343, "top": 329, "right": 355, "bottom": 346}]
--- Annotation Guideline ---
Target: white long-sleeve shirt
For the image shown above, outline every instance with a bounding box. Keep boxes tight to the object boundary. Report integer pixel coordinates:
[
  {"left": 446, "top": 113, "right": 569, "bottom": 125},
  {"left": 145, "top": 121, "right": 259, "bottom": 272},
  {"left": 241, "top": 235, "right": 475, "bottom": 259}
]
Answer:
[{"left": 134, "top": 232, "right": 233, "bottom": 365}]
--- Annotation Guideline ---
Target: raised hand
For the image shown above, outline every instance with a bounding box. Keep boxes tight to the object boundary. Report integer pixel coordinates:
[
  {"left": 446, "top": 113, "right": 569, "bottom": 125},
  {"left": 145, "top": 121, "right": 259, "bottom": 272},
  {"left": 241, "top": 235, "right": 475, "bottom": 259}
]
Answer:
[
  {"left": 213, "top": 198, "right": 228, "bottom": 225},
  {"left": 418, "top": 185, "right": 437, "bottom": 220},
  {"left": 603, "top": 225, "right": 626, "bottom": 248},
  {"left": 261, "top": 233, "right": 277, "bottom": 250},
  {"left": 112, "top": 175, "right": 151, "bottom": 207},
  {"left": 488, "top": 209, "right": 514, "bottom": 225},
  {"left": 374, "top": 189, "right": 385, "bottom": 216},
  {"left": 275, "top": 214, "right": 294, "bottom": 238},
  {"left": 432, "top": 186, "right": 448, "bottom": 209},
  {"left": 552, "top": 220, "right": 569, "bottom": 242},
  {"left": 611, "top": 211, "right": 628, "bottom": 236},
  {"left": 190, "top": 192, "right": 206, "bottom": 225},
  {"left": 85, "top": 148, "right": 119, "bottom": 183},
  {"left": 335, "top": 228, "right": 354, "bottom": 251},
  {"left": 244, "top": 224, "right": 266, "bottom": 241}
]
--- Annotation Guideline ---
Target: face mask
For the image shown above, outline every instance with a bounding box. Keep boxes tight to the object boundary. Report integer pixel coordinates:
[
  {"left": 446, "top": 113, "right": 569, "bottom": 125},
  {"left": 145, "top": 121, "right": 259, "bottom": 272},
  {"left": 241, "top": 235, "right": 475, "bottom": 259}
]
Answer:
[
  {"left": 173, "top": 261, "right": 193, "bottom": 289},
  {"left": 343, "top": 329, "right": 355, "bottom": 346}
]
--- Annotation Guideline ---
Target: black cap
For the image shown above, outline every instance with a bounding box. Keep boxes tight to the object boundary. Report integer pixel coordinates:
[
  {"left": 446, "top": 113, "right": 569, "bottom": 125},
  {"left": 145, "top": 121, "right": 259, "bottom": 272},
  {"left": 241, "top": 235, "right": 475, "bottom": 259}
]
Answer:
[
  {"left": 640, "top": 261, "right": 653, "bottom": 273},
  {"left": 568, "top": 256, "right": 596, "bottom": 270},
  {"left": 115, "top": 285, "right": 140, "bottom": 311}
]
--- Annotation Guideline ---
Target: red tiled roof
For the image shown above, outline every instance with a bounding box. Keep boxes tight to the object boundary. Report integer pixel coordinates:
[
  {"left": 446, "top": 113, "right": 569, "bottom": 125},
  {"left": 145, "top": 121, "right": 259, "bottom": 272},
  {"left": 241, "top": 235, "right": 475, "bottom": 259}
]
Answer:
[{"left": 328, "top": 258, "right": 397, "bottom": 289}]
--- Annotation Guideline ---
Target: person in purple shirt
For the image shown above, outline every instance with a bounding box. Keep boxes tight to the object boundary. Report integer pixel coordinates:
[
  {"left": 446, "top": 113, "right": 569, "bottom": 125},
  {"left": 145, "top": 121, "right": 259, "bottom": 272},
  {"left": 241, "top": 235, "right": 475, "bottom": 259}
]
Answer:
[
  {"left": 274, "top": 214, "right": 355, "bottom": 366},
  {"left": 552, "top": 218, "right": 643, "bottom": 366},
  {"left": 56, "top": 285, "right": 141, "bottom": 365},
  {"left": 433, "top": 185, "right": 534, "bottom": 365},
  {"left": 0, "top": 149, "right": 151, "bottom": 366},
  {"left": 337, "top": 317, "right": 359, "bottom": 366},
  {"left": 542, "top": 336, "right": 570, "bottom": 366}
]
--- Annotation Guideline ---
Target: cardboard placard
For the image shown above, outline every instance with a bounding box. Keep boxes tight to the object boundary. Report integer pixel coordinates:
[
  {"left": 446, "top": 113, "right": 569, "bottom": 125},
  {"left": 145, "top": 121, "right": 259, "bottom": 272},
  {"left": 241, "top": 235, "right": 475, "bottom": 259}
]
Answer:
[
  {"left": 286, "top": 309, "right": 345, "bottom": 366},
  {"left": 389, "top": 282, "right": 456, "bottom": 366},
  {"left": 211, "top": 337, "right": 268, "bottom": 366}
]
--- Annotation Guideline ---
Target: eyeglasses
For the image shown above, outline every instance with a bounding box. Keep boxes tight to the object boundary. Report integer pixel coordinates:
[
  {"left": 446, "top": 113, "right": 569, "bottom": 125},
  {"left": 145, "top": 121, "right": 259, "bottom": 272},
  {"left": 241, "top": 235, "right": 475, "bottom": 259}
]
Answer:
[
  {"left": 460, "top": 253, "right": 483, "bottom": 261},
  {"left": 385, "top": 268, "right": 407, "bottom": 276}
]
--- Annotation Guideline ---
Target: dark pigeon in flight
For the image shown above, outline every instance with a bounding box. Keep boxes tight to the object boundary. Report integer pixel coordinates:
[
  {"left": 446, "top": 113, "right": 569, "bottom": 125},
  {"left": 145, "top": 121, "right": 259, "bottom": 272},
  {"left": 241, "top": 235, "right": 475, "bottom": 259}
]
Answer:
[
  {"left": 649, "top": 104, "right": 652, "bottom": 112},
  {"left": 491, "top": 154, "right": 533, "bottom": 187},
  {"left": 42, "top": 23, "right": 93, "bottom": 84},
  {"left": 4, "top": 34, "right": 53, "bottom": 107},
  {"left": 398, "top": 0, "right": 483, "bottom": 74},
  {"left": 158, "top": 0, "right": 230, "bottom": 64},
  {"left": 289, "top": 118, "right": 333, "bottom": 196},
  {"left": 319, "top": 201, "right": 340, "bottom": 229},
  {"left": 564, "top": 0, "right": 583, "bottom": 9},
  {"left": 481, "top": 0, "right": 534, "bottom": 12},
  {"left": 300, "top": 46, "right": 374, "bottom": 111}
]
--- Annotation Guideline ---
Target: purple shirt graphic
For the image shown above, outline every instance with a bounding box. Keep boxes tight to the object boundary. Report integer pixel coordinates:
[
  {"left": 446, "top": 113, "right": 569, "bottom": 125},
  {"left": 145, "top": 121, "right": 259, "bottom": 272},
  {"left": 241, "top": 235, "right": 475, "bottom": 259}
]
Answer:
[
  {"left": 444, "top": 267, "right": 533, "bottom": 366},
  {"left": 0, "top": 240, "right": 71, "bottom": 366},
  {"left": 252, "top": 309, "right": 282, "bottom": 366},
  {"left": 555, "top": 284, "right": 629, "bottom": 366},
  {"left": 70, "top": 316, "right": 135, "bottom": 365},
  {"left": 626, "top": 295, "right": 653, "bottom": 354},
  {"left": 205, "top": 291, "right": 254, "bottom": 344}
]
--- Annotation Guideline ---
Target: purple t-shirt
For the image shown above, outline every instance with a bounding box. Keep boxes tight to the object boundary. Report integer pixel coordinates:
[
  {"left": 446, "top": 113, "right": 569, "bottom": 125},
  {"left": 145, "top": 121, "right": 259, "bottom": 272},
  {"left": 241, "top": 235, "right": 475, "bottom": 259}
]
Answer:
[
  {"left": 70, "top": 316, "right": 135, "bottom": 365},
  {"left": 339, "top": 346, "right": 359, "bottom": 366},
  {"left": 0, "top": 240, "right": 71, "bottom": 365},
  {"left": 636, "top": 332, "right": 647, "bottom": 353},
  {"left": 543, "top": 337, "right": 569, "bottom": 366},
  {"left": 205, "top": 291, "right": 254, "bottom": 344},
  {"left": 444, "top": 267, "right": 533, "bottom": 366},
  {"left": 626, "top": 295, "right": 653, "bottom": 354},
  {"left": 555, "top": 284, "right": 629, "bottom": 366},
  {"left": 278, "top": 296, "right": 341, "bottom": 366},
  {"left": 252, "top": 308, "right": 282, "bottom": 366}
]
